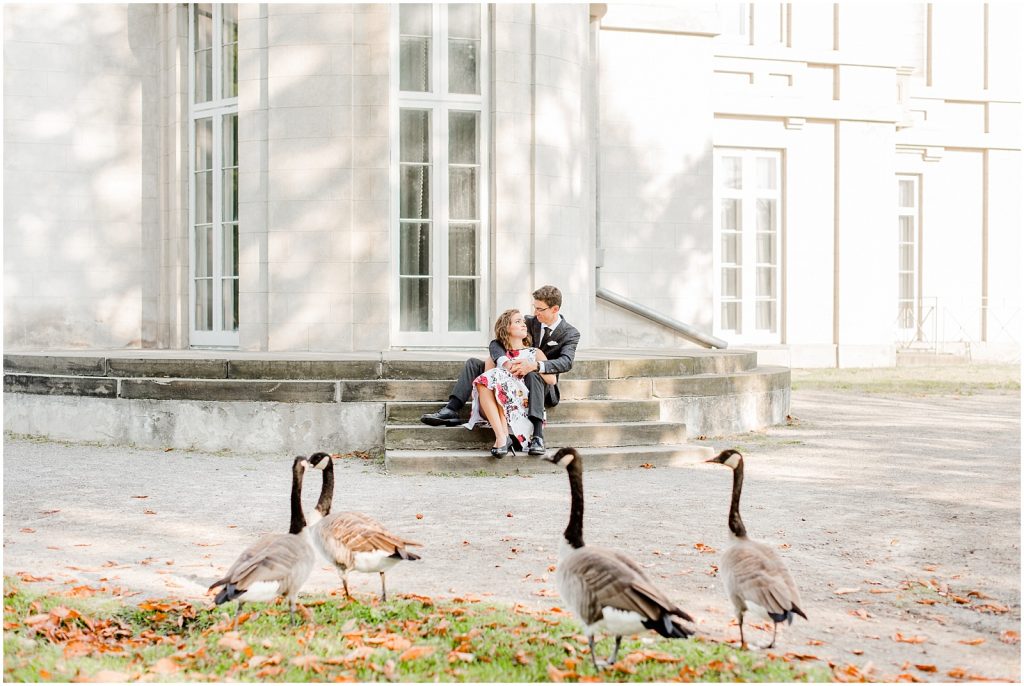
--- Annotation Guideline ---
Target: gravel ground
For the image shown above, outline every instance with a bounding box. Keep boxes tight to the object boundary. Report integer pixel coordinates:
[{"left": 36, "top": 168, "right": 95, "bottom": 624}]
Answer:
[{"left": 3, "top": 388, "right": 1020, "bottom": 681}]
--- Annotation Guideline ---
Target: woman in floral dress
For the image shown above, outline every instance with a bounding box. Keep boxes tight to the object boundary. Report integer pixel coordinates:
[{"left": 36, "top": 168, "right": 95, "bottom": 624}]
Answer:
[{"left": 463, "top": 309, "right": 557, "bottom": 457}]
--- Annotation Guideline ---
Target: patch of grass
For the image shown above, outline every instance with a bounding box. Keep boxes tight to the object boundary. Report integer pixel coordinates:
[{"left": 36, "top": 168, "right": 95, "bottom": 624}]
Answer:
[
  {"left": 791, "top": 364, "right": 1019, "bottom": 395},
  {"left": 3, "top": 578, "right": 830, "bottom": 682}
]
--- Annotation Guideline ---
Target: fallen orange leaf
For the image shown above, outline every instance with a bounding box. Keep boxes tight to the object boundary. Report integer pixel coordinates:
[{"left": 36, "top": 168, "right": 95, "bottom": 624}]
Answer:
[
  {"left": 81, "top": 670, "right": 131, "bottom": 682},
  {"left": 218, "top": 633, "right": 249, "bottom": 653},
  {"left": 150, "top": 658, "right": 179, "bottom": 674},
  {"left": 914, "top": 664, "right": 937, "bottom": 672},
  {"left": 999, "top": 630, "right": 1020, "bottom": 644},
  {"left": 896, "top": 672, "right": 925, "bottom": 682},
  {"left": 892, "top": 632, "right": 927, "bottom": 644},
  {"left": 398, "top": 645, "right": 435, "bottom": 661},
  {"left": 958, "top": 637, "right": 985, "bottom": 645},
  {"left": 834, "top": 587, "right": 861, "bottom": 595}
]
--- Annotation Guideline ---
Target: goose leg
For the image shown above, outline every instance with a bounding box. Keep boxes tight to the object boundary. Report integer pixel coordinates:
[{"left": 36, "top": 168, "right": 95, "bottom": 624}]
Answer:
[
  {"left": 738, "top": 611, "right": 746, "bottom": 649},
  {"left": 609, "top": 636, "right": 622, "bottom": 666},
  {"left": 233, "top": 601, "right": 243, "bottom": 629},
  {"left": 379, "top": 572, "right": 387, "bottom": 602},
  {"left": 340, "top": 570, "right": 351, "bottom": 599},
  {"left": 767, "top": 621, "right": 778, "bottom": 649},
  {"left": 587, "top": 634, "right": 601, "bottom": 671}
]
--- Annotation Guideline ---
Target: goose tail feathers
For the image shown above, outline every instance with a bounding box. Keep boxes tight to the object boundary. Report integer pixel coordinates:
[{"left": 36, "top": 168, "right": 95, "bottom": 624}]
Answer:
[
  {"left": 644, "top": 612, "right": 695, "bottom": 639},
  {"left": 213, "top": 582, "right": 245, "bottom": 605}
]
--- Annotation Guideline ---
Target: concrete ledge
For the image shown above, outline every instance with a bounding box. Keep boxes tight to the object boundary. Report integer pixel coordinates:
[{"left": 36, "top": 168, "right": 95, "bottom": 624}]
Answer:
[
  {"left": 387, "top": 421, "right": 687, "bottom": 450},
  {"left": 3, "top": 355, "right": 106, "bottom": 376},
  {"left": 4, "top": 374, "right": 117, "bottom": 398},
  {"left": 559, "top": 378, "right": 654, "bottom": 400},
  {"left": 119, "top": 379, "right": 337, "bottom": 403},
  {"left": 108, "top": 358, "right": 229, "bottom": 378},
  {"left": 339, "top": 380, "right": 452, "bottom": 402},
  {"left": 653, "top": 368, "right": 790, "bottom": 397},
  {"left": 229, "top": 360, "right": 381, "bottom": 380},
  {"left": 661, "top": 388, "right": 791, "bottom": 436},
  {"left": 690, "top": 351, "right": 758, "bottom": 374},
  {"left": 384, "top": 444, "right": 715, "bottom": 474},
  {"left": 3, "top": 393, "right": 382, "bottom": 455},
  {"left": 385, "top": 399, "right": 662, "bottom": 424}
]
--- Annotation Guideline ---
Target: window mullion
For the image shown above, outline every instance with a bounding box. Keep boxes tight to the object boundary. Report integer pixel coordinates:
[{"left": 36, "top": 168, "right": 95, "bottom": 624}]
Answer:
[
  {"left": 436, "top": 103, "right": 449, "bottom": 336},
  {"left": 212, "top": 112, "right": 223, "bottom": 333},
  {"left": 741, "top": 153, "right": 755, "bottom": 334}
]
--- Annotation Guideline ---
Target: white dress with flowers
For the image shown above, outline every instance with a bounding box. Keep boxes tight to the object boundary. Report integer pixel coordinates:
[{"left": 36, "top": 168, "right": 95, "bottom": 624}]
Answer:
[{"left": 463, "top": 347, "right": 544, "bottom": 449}]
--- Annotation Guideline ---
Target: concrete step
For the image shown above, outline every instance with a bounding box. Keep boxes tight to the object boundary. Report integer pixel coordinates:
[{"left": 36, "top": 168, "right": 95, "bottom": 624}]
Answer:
[
  {"left": 385, "top": 421, "right": 687, "bottom": 451},
  {"left": 385, "top": 399, "right": 662, "bottom": 425},
  {"left": 3, "top": 350, "right": 759, "bottom": 380},
  {"left": 384, "top": 443, "right": 716, "bottom": 475}
]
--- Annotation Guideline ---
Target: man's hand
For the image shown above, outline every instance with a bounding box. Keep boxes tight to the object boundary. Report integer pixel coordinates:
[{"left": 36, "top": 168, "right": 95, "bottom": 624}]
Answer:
[{"left": 508, "top": 359, "right": 539, "bottom": 378}]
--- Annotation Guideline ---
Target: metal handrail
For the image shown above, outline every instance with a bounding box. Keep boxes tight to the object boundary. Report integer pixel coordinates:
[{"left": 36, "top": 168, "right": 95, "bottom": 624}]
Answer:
[{"left": 596, "top": 288, "right": 728, "bottom": 349}]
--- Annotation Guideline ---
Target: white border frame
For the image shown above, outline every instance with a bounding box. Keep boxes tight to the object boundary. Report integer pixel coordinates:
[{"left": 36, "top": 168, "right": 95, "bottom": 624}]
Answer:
[{"left": 390, "top": 3, "right": 490, "bottom": 348}]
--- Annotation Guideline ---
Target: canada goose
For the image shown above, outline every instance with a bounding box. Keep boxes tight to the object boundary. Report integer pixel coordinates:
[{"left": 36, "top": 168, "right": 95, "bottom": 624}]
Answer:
[
  {"left": 208, "top": 455, "right": 316, "bottom": 624},
  {"left": 544, "top": 447, "right": 695, "bottom": 670},
  {"left": 307, "top": 452, "right": 422, "bottom": 601},
  {"left": 707, "top": 449, "right": 807, "bottom": 649}
]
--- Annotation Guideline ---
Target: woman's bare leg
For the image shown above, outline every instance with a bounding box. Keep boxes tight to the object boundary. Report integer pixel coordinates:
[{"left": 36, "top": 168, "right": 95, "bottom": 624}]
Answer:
[{"left": 475, "top": 383, "right": 508, "bottom": 447}]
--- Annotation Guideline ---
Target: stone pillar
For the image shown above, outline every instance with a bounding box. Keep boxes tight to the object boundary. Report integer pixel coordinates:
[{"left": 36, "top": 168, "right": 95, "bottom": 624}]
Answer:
[
  {"left": 237, "top": 3, "right": 269, "bottom": 350},
  {"left": 262, "top": 4, "right": 356, "bottom": 352},
  {"left": 350, "top": 5, "right": 391, "bottom": 352}
]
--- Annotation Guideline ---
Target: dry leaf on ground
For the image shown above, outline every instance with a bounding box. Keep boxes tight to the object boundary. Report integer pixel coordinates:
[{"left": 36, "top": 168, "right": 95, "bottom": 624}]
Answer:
[{"left": 892, "top": 633, "right": 927, "bottom": 644}]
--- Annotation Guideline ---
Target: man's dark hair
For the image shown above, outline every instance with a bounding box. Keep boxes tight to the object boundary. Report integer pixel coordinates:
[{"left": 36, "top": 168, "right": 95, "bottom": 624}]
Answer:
[{"left": 532, "top": 285, "right": 562, "bottom": 308}]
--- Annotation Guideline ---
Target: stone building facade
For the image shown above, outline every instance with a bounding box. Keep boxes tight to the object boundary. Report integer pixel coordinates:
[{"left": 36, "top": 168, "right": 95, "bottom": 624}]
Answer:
[{"left": 4, "top": 3, "right": 1021, "bottom": 366}]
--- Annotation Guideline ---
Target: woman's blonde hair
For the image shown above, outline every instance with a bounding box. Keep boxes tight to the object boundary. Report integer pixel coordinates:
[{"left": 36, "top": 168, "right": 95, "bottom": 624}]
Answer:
[{"left": 494, "top": 308, "right": 532, "bottom": 350}]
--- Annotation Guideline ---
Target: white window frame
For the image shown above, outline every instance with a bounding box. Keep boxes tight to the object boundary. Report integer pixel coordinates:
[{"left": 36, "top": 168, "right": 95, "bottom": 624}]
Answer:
[
  {"left": 712, "top": 148, "right": 784, "bottom": 344},
  {"left": 897, "top": 174, "right": 921, "bottom": 338},
  {"left": 390, "top": 3, "right": 490, "bottom": 348},
  {"left": 188, "top": 3, "right": 239, "bottom": 348},
  {"left": 718, "top": 1, "right": 752, "bottom": 45}
]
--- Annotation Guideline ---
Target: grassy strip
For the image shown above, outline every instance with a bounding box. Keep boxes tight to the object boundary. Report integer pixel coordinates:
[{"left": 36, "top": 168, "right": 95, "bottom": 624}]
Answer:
[
  {"left": 791, "top": 364, "right": 1019, "bottom": 395},
  {"left": 3, "top": 578, "right": 830, "bottom": 683}
]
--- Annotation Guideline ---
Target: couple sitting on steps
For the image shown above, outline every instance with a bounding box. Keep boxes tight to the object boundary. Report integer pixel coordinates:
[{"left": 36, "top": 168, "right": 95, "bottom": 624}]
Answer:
[{"left": 420, "top": 285, "right": 581, "bottom": 458}]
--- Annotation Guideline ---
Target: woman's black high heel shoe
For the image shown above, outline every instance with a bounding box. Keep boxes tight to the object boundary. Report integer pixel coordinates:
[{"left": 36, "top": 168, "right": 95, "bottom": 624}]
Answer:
[{"left": 491, "top": 436, "right": 516, "bottom": 458}]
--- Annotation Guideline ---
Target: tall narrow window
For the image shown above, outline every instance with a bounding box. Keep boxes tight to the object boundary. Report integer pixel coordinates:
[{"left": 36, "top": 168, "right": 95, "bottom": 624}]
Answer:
[
  {"left": 189, "top": 3, "right": 238, "bottom": 347},
  {"left": 394, "top": 4, "right": 488, "bottom": 346},
  {"left": 897, "top": 175, "right": 921, "bottom": 337},
  {"left": 714, "top": 149, "right": 783, "bottom": 343},
  {"left": 719, "top": 2, "right": 752, "bottom": 44}
]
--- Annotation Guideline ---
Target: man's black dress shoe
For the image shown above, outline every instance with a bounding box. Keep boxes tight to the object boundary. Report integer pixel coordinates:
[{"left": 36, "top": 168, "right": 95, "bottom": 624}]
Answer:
[
  {"left": 420, "top": 407, "right": 463, "bottom": 427},
  {"left": 527, "top": 436, "right": 546, "bottom": 456}
]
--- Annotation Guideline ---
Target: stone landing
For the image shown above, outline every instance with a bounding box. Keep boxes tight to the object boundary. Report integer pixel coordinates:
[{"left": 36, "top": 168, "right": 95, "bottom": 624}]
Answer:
[{"left": 3, "top": 349, "right": 790, "bottom": 473}]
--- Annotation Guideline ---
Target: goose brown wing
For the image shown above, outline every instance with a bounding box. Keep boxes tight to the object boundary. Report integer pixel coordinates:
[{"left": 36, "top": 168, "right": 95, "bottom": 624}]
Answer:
[
  {"left": 562, "top": 547, "right": 680, "bottom": 624},
  {"left": 317, "top": 512, "right": 421, "bottom": 566},
  {"left": 223, "top": 534, "right": 311, "bottom": 591},
  {"left": 723, "top": 541, "right": 798, "bottom": 614}
]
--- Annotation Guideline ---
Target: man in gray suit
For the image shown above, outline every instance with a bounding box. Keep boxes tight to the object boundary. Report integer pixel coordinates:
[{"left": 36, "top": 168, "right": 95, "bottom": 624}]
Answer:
[{"left": 420, "top": 284, "right": 581, "bottom": 456}]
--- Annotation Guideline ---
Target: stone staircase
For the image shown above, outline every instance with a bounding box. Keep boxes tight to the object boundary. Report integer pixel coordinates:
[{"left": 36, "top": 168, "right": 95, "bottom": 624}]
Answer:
[{"left": 3, "top": 350, "right": 790, "bottom": 475}]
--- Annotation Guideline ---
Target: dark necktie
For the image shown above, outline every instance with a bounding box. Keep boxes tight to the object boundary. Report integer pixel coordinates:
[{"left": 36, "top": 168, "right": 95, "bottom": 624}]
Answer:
[{"left": 539, "top": 326, "right": 550, "bottom": 348}]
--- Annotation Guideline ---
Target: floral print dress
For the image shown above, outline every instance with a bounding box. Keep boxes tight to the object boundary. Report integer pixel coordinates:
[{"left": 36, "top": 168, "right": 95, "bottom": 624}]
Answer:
[{"left": 463, "top": 347, "right": 545, "bottom": 448}]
